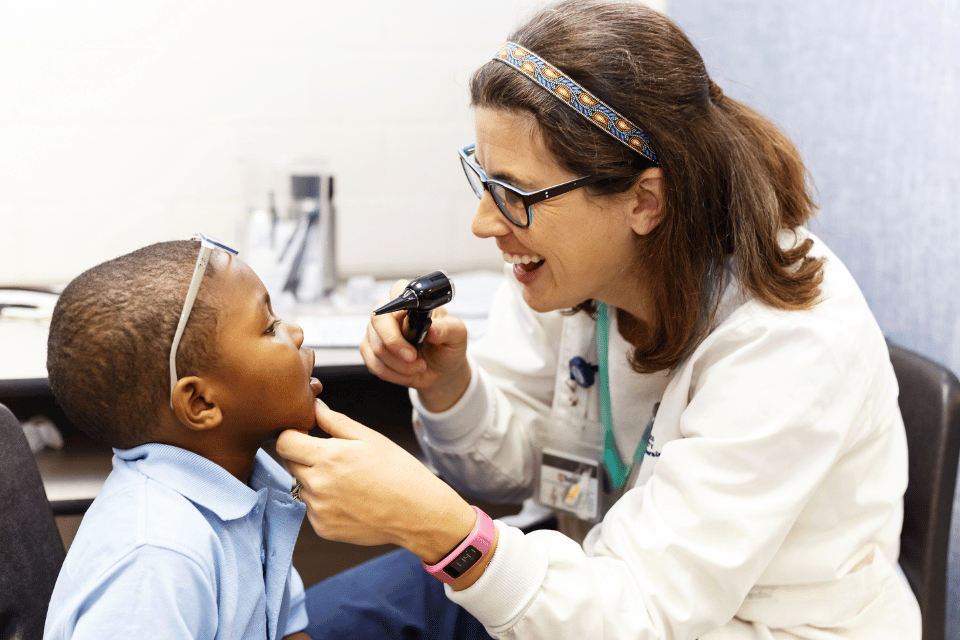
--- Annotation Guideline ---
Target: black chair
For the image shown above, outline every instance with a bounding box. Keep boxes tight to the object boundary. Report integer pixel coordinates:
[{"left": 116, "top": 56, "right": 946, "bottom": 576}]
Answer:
[
  {"left": 888, "top": 342, "right": 960, "bottom": 640},
  {"left": 0, "top": 402, "right": 66, "bottom": 640}
]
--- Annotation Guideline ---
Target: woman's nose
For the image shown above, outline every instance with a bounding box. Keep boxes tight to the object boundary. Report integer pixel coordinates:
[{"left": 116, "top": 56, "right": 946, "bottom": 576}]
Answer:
[{"left": 471, "top": 193, "right": 511, "bottom": 239}]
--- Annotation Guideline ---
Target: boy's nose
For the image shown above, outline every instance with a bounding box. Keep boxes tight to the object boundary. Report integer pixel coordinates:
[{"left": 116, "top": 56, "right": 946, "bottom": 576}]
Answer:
[
  {"left": 289, "top": 321, "right": 304, "bottom": 347},
  {"left": 471, "top": 193, "right": 511, "bottom": 239}
]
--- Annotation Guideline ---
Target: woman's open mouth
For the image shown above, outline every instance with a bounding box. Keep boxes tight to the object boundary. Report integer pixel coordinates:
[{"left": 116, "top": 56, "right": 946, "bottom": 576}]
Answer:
[
  {"left": 503, "top": 251, "right": 545, "bottom": 272},
  {"left": 504, "top": 251, "right": 545, "bottom": 283}
]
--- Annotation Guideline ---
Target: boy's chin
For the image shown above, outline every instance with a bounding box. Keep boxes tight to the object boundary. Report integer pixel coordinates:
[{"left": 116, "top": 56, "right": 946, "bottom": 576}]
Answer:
[
  {"left": 264, "top": 417, "right": 314, "bottom": 440},
  {"left": 272, "top": 423, "right": 311, "bottom": 438},
  {"left": 290, "top": 409, "right": 318, "bottom": 435}
]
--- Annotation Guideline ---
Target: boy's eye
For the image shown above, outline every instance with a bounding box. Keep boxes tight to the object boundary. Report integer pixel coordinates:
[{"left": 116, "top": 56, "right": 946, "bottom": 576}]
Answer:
[{"left": 266, "top": 320, "right": 281, "bottom": 334}]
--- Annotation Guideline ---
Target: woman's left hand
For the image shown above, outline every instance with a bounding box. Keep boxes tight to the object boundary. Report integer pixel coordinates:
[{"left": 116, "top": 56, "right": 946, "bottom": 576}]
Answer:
[{"left": 275, "top": 399, "right": 477, "bottom": 564}]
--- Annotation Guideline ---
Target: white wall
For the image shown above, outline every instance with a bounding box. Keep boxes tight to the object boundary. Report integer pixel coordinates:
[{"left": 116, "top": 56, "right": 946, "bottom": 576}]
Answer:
[{"left": 0, "top": 0, "right": 664, "bottom": 286}]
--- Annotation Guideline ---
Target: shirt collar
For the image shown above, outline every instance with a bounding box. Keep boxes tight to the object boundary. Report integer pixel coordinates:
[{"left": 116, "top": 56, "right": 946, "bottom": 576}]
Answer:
[{"left": 114, "top": 443, "right": 294, "bottom": 521}]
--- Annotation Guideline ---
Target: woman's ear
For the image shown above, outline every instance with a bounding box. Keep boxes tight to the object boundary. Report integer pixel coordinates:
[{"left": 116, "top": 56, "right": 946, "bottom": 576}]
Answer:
[
  {"left": 626, "top": 167, "right": 664, "bottom": 236},
  {"left": 171, "top": 376, "right": 223, "bottom": 432}
]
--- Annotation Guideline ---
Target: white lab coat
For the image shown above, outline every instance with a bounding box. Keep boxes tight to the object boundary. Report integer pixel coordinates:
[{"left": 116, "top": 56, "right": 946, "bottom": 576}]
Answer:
[{"left": 410, "top": 230, "right": 921, "bottom": 639}]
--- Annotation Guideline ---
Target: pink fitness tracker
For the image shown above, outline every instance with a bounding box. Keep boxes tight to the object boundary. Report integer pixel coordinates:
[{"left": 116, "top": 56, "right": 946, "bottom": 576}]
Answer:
[{"left": 422, "top": 506, "right": 495, "bottom": 584}]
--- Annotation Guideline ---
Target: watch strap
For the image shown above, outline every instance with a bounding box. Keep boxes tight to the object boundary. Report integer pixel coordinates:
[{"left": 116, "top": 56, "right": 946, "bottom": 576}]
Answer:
[{"left": 422, "top": 506, "right": 495, "bottom": 584}]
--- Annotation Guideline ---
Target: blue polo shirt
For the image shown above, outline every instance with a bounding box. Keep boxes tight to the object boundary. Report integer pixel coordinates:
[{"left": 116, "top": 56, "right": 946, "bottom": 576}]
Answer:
[{"left": 44, "top": 444, "right": 309, "bottom": 639}]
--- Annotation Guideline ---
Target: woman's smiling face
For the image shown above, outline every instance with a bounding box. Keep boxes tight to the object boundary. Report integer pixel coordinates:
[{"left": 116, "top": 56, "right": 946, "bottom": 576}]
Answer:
[{"left": 470, "top": 107, "right": 653, "bottom": 316}]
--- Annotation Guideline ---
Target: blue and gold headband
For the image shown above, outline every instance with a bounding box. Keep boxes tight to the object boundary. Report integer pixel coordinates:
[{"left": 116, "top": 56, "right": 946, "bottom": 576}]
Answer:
[{"left": 494, "top": 42, "right": 659, "bottom": 164}]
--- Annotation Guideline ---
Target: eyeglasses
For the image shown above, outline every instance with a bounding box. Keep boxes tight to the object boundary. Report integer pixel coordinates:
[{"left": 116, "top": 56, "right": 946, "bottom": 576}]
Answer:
[
  {"left": 169, "top": 232, "right": 239, "bottom": 407},
  {"left": 458, "top": 144, "right": 606, "bottom": 228}
]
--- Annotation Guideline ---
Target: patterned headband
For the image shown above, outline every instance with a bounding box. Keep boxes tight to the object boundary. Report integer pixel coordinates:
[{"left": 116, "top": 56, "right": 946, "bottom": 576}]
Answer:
[{"left": 494, "top": 42, "right": 659, "bottom": 164}]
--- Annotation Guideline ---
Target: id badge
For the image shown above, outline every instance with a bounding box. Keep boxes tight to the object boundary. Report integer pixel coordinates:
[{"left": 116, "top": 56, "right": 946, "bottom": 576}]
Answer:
[{"left": 537, "top": 427, "right": 603, "bottom": 523}]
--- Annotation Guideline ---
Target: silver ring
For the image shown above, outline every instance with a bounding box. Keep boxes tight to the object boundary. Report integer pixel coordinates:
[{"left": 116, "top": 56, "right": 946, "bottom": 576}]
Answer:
[{"left": 290, "top": 480, "right": 303, "bottom": 502}]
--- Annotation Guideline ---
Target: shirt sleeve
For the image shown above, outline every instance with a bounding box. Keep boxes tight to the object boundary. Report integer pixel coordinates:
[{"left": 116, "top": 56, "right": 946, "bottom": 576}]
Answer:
[
  {"left": 410, "top": 272, "right": 563, "bottom": 503},
  {"left": 56, "top": 546, "right": 218, "bottom": 639}
]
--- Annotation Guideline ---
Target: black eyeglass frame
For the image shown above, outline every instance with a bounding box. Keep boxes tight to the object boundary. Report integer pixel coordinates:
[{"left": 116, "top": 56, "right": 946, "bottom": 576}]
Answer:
[{"left": 458, "top": 144, "right": 607, "bottom": 228}]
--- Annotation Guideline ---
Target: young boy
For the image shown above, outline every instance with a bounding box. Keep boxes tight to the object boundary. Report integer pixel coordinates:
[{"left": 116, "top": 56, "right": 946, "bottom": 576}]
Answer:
[{"left": 44, "top": 234, "right": 319, "bottom": 639}]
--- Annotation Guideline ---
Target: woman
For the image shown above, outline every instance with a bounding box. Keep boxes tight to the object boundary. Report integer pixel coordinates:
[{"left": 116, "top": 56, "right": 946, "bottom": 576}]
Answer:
[{"left": 276, "top": 1, "right": 921, "bottom": 637}]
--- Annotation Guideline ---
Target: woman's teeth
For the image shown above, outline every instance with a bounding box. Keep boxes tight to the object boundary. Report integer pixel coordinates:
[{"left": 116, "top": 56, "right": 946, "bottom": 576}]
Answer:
[{"left": 503, "top": 251, "right": 544, "bottom": 270}]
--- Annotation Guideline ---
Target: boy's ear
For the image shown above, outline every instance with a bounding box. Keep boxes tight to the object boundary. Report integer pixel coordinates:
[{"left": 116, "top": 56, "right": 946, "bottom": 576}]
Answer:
[
  {"left": 626, "top": 167, "right": 664, "bottom": 236},
  {"left": 171, "top": 376, "right": 223, "bottom": 431}
]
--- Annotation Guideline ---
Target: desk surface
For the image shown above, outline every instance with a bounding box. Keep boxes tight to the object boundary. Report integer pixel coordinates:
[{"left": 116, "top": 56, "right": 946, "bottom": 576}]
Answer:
[{"left": 0, "top": 350, "right": 368, "bottom": 398}]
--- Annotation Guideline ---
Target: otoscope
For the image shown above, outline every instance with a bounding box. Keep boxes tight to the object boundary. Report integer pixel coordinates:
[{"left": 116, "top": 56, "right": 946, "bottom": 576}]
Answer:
[{"left": 373, "top": 270, "right": 455, "bottom": 350}]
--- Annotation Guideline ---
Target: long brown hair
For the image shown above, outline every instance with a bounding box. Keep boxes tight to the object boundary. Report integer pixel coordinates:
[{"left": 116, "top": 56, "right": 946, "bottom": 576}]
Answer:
[{"left": 470, "top": 0, "right": 823, "bottom": 372}]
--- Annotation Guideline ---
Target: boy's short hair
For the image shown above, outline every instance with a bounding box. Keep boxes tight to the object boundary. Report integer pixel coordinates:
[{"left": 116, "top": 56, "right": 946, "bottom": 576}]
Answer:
[{"left": 47, "top": 240, "right": 225, "bottom": 449}]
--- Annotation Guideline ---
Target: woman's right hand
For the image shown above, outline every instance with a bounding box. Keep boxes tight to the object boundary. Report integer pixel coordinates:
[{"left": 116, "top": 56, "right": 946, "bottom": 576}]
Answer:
[{"left": 359, "top": 279, "right": 471, "bottom": 412}]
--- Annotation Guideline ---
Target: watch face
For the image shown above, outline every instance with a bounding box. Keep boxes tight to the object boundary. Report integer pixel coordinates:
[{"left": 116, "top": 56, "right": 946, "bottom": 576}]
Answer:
[{"left": 442, "top": 545, "right": 483, "bottom": 579}]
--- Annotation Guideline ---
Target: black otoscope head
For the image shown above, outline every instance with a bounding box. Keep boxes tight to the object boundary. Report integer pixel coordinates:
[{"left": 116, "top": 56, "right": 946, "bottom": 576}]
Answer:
[{"left": 374, "top": 270, "right": 455, "bottom": 350}]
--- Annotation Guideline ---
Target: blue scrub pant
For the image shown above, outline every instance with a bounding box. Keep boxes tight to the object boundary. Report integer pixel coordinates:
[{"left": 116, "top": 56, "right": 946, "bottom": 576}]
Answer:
[{"left": 303, "top": 549, "right": 494, "bottom": 640}]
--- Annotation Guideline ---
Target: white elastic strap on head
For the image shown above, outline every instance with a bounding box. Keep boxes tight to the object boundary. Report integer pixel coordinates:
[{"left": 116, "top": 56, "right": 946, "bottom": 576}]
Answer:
[{"left": 169, "top": 243, "right": 213, "bottom": 408}]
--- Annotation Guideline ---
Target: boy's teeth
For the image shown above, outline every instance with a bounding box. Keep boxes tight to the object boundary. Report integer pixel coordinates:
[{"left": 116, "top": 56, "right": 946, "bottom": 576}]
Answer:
[{"left": 503, "top": 251, "right": 544, "bottom": 265}]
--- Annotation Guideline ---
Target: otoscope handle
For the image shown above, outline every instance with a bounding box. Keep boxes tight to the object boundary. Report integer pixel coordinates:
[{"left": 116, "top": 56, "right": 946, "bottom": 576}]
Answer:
[{"left": 406, "top": 310, "right": 433, "bottom": 350}]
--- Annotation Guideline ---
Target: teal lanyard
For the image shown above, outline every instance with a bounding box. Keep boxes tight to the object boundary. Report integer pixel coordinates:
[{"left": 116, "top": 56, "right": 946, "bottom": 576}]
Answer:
[{"left": 597, "top": 302, "right": 650, "bottom": 490}]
